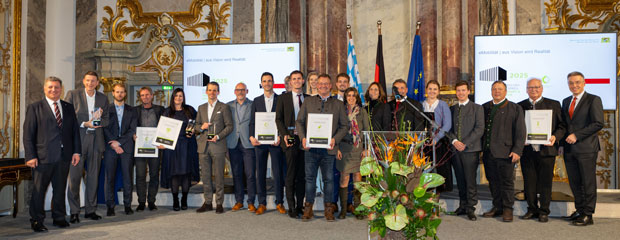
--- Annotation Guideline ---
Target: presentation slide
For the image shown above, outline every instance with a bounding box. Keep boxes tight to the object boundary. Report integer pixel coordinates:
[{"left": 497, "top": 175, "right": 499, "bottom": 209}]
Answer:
[
  {"left": 474, "top": 33, "right": 616, "bottom": 109},
  {"left": 183, "top": 43, "right": 300, "bottom": 110}
]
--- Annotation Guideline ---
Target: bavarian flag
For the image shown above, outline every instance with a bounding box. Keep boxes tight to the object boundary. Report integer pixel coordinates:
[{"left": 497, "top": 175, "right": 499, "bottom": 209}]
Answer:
[
  {"left": 347, "top": 33, "right": 364, "bottom": 104},
  {"left": 407, "top": 34, "right": 424, "bottom": 101}
]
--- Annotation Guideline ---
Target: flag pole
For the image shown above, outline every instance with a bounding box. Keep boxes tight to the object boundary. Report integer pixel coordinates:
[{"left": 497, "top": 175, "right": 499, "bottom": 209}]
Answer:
[
  {"left": 415, "top": 21, "right": 421, "bottom": 35},
  {"left": 347, "top": 24, "right": 352, "bottom": 39},
  {"left": 377, "top": 20, "right": 382, "bottom": 35}
]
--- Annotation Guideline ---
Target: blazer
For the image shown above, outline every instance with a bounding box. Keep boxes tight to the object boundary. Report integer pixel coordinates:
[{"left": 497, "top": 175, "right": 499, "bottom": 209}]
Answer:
[
  {"left": 482, "top": 99, "right": 526, "bottom": 158},
  {"left": 449, "top": 100, "right": 485, "bottom": 152},
  {"left": 388, "top": 97, "right": 425, "bottom": 131},
  {"left": 104, "top": 103, "right": 138, "bottom": 153},
  {"left": 196, "top": 100, "right": 233, "bottom": 154},
  {"left": 560, "top": 92, "right": 604, "bottom": 153},
  {"left": 295, "top": 95, "right": 350, "bottom": 155},
  {"left": 425, "top": 100, "right": 452, "bottom": 142},
  {"left": 136, "top": 104, "right": 165, "bottom": 127},
  {"left": 23, "top": 99, "right": 81, "bottom": 164},
  {"left": 226, "top": 99, "right": 254, "bottom": 149},
  {"left": 64, "top": 88, "right": 110, "bottom": 150},
  {"left": 249, "top": 93, "right": 279, "bottom": 137},
  {"left": 518, "top": 97, "right": 566, "bottom": 157},
  {"left": 365, "top": 100, "right": 391, "bottom": 131},
  {"left": 275, "top": 91, "right": 309, "bottom": 149}
]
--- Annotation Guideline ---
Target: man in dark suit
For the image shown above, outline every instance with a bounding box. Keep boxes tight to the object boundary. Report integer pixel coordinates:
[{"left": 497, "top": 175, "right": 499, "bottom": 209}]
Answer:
[
  {"left": 561, "top": 71, "right": 604, "bottom": 226},
  {"left": 450, "top": 81, "right": 484, "bottom": 221},
  {"left": 103, "top": 83, "right": 138, "bottom": 216},
  {"left": 275, "top": 70, "right": 308, "bottom": 218},
  {"left": 64, "top": 71, "right": 109, "bottom": 223},
  {"left": 249, "top": 72, "right": 287, "bottom": 215},
  {"left": 195, "top": 82, "right": 233, "bottom": 214},
  {"left": 134, "top": 86, "right": 165, "bottom": 211},
  {"left": 389, "top": 79, "right": 425, "bottom": 131},
  {"left": 24, "top": 76, "right": 81, "bottom": 232},
  {"left": 296, "top": 74, "right": 349, "bottom": 222},
  {"left": 517, "top": 78, "right": 566, "bottom": 223},
  {"left": 481, "top": 81, "right": 526, "bottom": 222}
]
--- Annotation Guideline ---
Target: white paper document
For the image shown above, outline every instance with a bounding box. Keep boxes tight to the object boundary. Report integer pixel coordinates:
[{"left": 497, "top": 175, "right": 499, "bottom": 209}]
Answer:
[
  {"left": 254, "top": 112, "right": 278, "bottom": 144},
  {"left": 135, "top": 127, "right": 158, "bottom": 157},
  {"left": 152, "top": 116, "right": 183, "bottom": 150},
  {"left": 525, "top": 110, "right": 552, "bottom": 145},
  {"left": 306, "top": 113, "right": 333, "bottom": 149}
]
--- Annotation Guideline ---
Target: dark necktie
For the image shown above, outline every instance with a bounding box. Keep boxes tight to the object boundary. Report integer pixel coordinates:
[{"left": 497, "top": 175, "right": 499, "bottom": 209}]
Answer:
[
  {"left": 54, "top": 102, "right": 62, "bottom": 128},
  {"left": 297, "top": 94, "right": 303, "bottom": 107},
  {"left": 532, "top": 100, "right": 536, "bottom": 110},
  {"left": 457, "top": 105, "right": 462, "bottom": 140}
]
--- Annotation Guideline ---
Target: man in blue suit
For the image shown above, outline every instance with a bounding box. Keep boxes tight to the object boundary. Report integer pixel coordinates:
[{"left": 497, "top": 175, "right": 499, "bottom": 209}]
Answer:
[{"left": 227, "top": 82, "right": 256, "bottom": 212}]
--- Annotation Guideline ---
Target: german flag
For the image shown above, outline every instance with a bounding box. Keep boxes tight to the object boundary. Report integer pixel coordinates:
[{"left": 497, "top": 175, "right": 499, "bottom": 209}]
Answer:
[{"left": 374, "top": 33, "right": 387, "bottom": 95}]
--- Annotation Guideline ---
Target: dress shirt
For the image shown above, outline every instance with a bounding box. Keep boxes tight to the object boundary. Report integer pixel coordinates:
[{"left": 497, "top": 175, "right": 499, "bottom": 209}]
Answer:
[
  {"left": 115, "top": 103, "right": 124, "bottom": 135},
  {"left": 423, "top": 99, "right": 439, "bottom": 112},
  {"left": 264, "top": 93, "right": 274, "bottom": 112},
  {"left": 458, "top": 99, "right": 469, "bottom": 106},
  {"left": 292, "top": 90, "right": 304, "bottom": 120},
  {"left": 83, "top": 89, "right": 96, "bottom": 130},
  {"left": 45, "top": 97, "right": 63, "bottom": 119},
  {"left": 208, "top": 100, "right": 216, "bottom": 121},
  {"left": 570, "top": 91, "right": 586, "bottom": 110}
]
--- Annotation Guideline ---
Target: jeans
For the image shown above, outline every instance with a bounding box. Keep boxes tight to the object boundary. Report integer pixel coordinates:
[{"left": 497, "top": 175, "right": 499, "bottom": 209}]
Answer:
[{"left": 304, "top": 148, "right": 335, "bottom": 204}]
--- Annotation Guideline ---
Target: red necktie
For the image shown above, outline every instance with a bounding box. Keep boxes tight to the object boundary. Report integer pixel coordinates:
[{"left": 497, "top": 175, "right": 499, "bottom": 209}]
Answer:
[
  {"left": 568, "top": 97, "right": 577, "bottom": 119},
  {"left": 54, "top": 102, "right": 62, "bottom": 128}
]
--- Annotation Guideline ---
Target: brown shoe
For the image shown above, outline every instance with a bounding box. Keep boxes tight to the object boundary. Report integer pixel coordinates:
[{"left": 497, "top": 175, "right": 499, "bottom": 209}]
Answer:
[
  {"left": 255, "top": 204, "right": 266, "bottom": 215},
  {"left": 325, "top": 203, "right": 336, "bottom": 222},
  {"left": 482, "top": 207, "right": 503, "bottom": 218},
  {"left": 248, "top": 204, "right": 256, "bottom": 213},
  {"left": 347, "top": 204, "right": 354, "bottom": 213},
  {"left": 276, "top": 204, "right": 287, "bottom": 214},
  {"left": 196, "top": 202, "right": 213, "bottom": 213},
  {"left": 301, "top": 202, "right": 314, "bottom": 222},
  {"left": 231, "top": 203, "right": 244, "bottom": 212},
  {"left": 502, "top": 209, "right": 513, "bottom": 222}
]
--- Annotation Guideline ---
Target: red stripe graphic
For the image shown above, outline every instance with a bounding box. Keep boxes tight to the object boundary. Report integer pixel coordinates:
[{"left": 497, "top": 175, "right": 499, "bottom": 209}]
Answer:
[
  {"left": 585, "top": 78, "right": 610, "bottom": 84},
  {"left": 273, "top": 84, "right": 285, "bottom": 88}
]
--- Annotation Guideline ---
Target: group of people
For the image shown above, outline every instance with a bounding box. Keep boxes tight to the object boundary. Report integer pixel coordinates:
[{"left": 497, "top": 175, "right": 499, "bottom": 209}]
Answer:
[{"left": 24, "top": 69, "right": 602, "bottom": 233}]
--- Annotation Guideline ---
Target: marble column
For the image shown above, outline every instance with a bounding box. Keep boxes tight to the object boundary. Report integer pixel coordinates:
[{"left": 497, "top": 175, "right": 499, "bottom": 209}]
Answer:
[
  {"left": 467, "top": 0, "right": 479, "bottom": 82},
  {"left": 26, "top": 0, "right": 46, "bottom": 105},
  {"left": 326, "top": 0, "right": 347, "bottom": 80},
  {"left": 288, "top": 0, "right": 302, "bottom": 43},
  {"left": 416, "top": 0, "right": 437, "bottom": 82},
  {"left": 306, "top": 0, "right": 327, "bottom": 74},
  {"left": 441, "top": 0, "right": 462, "bottom": 89},
  {"left": 233, "top": 0, "right": 254, "bottom": 43},
  {"left": 75, "top": 0, "right": 97, "bottom": 87},
  {"left": 46, "top": 0, "right": 76, "bottom": 93}
]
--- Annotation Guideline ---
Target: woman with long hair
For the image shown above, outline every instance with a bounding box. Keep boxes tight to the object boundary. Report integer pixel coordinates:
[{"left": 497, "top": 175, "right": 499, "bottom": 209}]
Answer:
[{"left": 363, "top": 82, "right": 391, "bottom": 131}]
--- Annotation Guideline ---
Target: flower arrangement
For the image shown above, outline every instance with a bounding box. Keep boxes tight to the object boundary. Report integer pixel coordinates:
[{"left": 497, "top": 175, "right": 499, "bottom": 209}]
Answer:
[{"left": 355, "top": 132, "right": 445, "bottom": 239}]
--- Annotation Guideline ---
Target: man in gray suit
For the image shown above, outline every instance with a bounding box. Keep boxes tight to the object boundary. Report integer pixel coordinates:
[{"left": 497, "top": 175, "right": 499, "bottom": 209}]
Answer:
[
  {"left": 64, "top": 71, "right": 109, "bottom": 223},
  {"left": 296, "top": 74, "right": 349, "bottom": 222},
  {"left": 195, "top": 82, "right": 233, "bottom": 214},
  {"left": 227, "top": 83, "right": 257, "bottom": 213},
  {"left": 481, "top": 81, "right": 526, "bottom": 222},
  {"left": 450, "top": 81, "right": 484, "bottom": 221}
]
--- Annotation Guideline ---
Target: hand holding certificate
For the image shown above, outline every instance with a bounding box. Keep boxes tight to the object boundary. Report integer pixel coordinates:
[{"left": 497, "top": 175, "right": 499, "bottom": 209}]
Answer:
[
  {"left": 153, "top": 116, "right": 184, "bottom": 150},
  {"left": 525, "top": 110, "right": 552, "bottom": 145},
  {"left": 254, "top": 112, "right": 278, "bottom": 144},
  {"left": 135, "top": 127, "right": 158, "bottom": 157},
  {"left": 306, "top": 113, "right": 333, "bottom": 149}
]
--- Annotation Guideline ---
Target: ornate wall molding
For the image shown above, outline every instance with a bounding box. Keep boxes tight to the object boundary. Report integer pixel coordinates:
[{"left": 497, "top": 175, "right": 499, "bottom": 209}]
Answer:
[{"left": 0, "top": 0, "right": 21, "bottom": 158}]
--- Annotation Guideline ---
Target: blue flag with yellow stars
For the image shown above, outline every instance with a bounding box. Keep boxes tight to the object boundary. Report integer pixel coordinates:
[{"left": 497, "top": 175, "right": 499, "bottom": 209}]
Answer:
[{"left": 407, "top": 34, "right": 424, "bottom": 101}]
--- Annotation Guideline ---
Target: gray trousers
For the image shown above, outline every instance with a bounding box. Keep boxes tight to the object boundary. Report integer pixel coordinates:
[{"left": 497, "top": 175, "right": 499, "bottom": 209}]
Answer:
[
  {"left": 199, "top": 149, "right": 226, "bottom": 205},
  {"left": 68, "top": 133, "right": 103, "bottom": 214},
  {"left": 135, "top": 157, "right": 160, "bottom": 204}
]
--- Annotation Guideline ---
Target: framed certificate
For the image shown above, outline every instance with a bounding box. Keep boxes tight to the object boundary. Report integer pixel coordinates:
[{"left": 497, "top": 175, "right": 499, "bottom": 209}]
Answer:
[
  {"left": 135, "top": 127, "right": 158, "bottom": 157},
  {"left": 152, "top": 116, "right": 183, "bottom": 150},
  {"left": 254, "top": 112, "right": 278, "bottom": 144},
  {"left": 306, "top": 113, "right": 333, "bottom": 149},
  {"left": 525, "top": 110, "right": 552, "bottom": 145}
]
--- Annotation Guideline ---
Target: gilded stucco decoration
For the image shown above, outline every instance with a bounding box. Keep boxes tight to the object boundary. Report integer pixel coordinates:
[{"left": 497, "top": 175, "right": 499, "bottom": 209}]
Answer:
[
  {"left": 480, "top": 0, "right": 510, "bottom": 35},
  {"left": 0, "top": 0, "right": 20, "bottom": 158},
  {"left": 100, "top": 76, "right": 127, "bottom": 93}
]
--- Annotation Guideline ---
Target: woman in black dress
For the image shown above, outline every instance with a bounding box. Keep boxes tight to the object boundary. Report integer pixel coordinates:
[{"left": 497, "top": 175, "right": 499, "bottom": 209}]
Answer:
[{"left": 364, "top": 82, "right": 391, "bottom": 131}]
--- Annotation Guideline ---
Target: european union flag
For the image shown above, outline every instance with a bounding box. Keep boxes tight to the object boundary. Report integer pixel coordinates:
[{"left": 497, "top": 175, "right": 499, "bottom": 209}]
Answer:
[{"left": 407, "top": 34, "right": 424, "bottom": 101}]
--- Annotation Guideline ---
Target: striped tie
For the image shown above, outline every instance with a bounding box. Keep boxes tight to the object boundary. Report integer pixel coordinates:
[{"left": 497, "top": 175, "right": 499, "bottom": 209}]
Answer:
[{"left": 54, "top": 102, "right": 62, "bottom": 128}]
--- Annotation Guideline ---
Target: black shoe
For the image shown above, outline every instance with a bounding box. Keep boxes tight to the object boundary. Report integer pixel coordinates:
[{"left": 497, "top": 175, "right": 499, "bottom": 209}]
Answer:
[
  {"left": 136, "top": 203, "right": 146, "bottom": 212},
  {"left": 30, "top": 220, "right": 48, "bottom": 232},
  {"left": 539, "top": 214, "right": 549, "bottom": 222},
  {"left": 196, "top": 202, "right": 213, "bottom": 213},
  {"left": 563, "top": 211, "right": 581, "bottom": 221},
  {"left": 454, "top": 207, "right": 466, "bottom": 216},
  {"left": 296, "top": 207, "right": 304, "bottom": 218},
  {"left": 572, "top": 215, "right": 593, "bottom": 226},
  {"left": 69, "top": 214, "right": 80, "bottom": 223},
  {"left": 520, "top": 211, "right": 539, "bottom": 220},
  {"left": 288, "top": 209, "right": 297, "bottom": 218},
  {"left": 148, "top": 202, "right": 158, "bottom": 211},
  {"left": 85, "top": 212, "right": 102, "bottom": 220},
  {"left": 216, "top": 204, "right": 224, "bottom": 214},
  {"left": 52, "top": 220, "right": 70, "bottom": 228},
  {"left": 125, "top": 207, "right": 134, "bottom": 215},
  {"left": 107, "top": 207, "right": 115, "bottom": 216},
  {"left": 181, "top": 192, "right": 188, "bottom": 210},
  {"left": 467, "top": 211, "right": 477, "bottom": 221}
]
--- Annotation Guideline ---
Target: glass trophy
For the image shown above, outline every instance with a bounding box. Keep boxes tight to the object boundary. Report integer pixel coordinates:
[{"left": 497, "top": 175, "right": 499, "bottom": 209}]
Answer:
[
  {"left": 186, "top": 119, "right": 196, "bottom": 135},
  {"left": 92, "top": 107, "right": 101, "bottom": 126}
]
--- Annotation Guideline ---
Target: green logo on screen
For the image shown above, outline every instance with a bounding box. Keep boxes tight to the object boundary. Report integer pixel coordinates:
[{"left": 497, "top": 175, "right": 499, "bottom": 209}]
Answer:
[
  {"left": 542, "top": 75, "right": 549, "bottom": 84},
  {"left": 287, "top": 47, "right": 295, "bottom": 52},
  {"left": 602, "top": 37, "right": 610, "bottom": 43}
]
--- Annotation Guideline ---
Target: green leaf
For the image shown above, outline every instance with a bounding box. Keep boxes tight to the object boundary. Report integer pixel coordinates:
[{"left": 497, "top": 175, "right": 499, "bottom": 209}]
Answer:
[
  {"left": 359, "top": 156, "right": 377, "bottom": 176},
  {"left": 361, "top": 191, "right": 382, "bottom": 207},
  {"left": 419, "top": 173, "right": 445, "bottom": 190},
  {"left": 354, "top": 181, "right": 372, "bottom": 194},
  {"left": 384, "top": 204, "right": 409, "bottom": 231},
  {"left": 389, "top": 162, "right": 414, "bottom": 177}
]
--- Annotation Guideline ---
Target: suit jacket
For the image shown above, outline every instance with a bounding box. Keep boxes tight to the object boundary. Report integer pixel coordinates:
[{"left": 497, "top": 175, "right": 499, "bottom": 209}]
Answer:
[
  {"left": 275, "top": 91, "right": 309, "bottom": 149},
  {"left": 389, "top": 97, "right": 425, "bottom": 131},
  {"left": 482, "top": 100, "right": 526, "bottom": 158},
  {"left": 196, "top": 100, "right": 233, "bottom": 154},
  {"left": 136, "top": 104, "right": 165, "bottom": 127},
  {"left": 560, "top": 92, "right": 603, "bottom": 153},
  {"left": 449, "top": 101, "right": 485, "bottom": 152},
  {"left": 24, "top": 99, "right": 81, "bottom": 164},
  {"left": 365, "top": 100, "right": 392, "bottom": 131},
  {"left": 295, "top": 95, "right": 350, "bottom": 155},
  {"left": 226, "top": 99, "right": 254, "bottom": 149},
  {"left": 104, "top": 103, "right": 138, "bottom": 153},
  {"left": 249, "top": 93, "right": 279, "bottom": 137},
  {"left": 64, "top": 88, "right": 110, "bottom": 151},
  {"left": 518, "top": 97, "right": 566, "bottom": 157}
]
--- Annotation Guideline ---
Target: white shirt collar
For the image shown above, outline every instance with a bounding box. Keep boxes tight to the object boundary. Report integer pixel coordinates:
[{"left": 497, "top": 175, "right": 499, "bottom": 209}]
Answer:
[
  {"left": 458, "top": 99, "right": 469, "bottom": 106},
  {"left": 573, "top": 91, "right": 585, "bottom": 100},
  {"left": 493, "top": 98, "right": 506, "bottom": 105},
  {"left": 529, "top": 96, "right": 543, "bottom": 104},
  {"left": 45, "top": 96, "right": 60, "bottom": 106},
  {"left": 84, "top": 88, "right": 96, "bottom": 98}
]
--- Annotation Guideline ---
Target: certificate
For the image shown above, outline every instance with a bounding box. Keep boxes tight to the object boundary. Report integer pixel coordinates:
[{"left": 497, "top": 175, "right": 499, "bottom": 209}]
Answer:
[
  {"left": 135, "top": 127, "right": 158, "bottom": 158},
  {"left": 152, "top": 116, "right": 183, "bottom": 150},
  {"left": 525, "top": 110, "right": 552, "bottom": 145},
  {"left": 254, "top": 112, "right": 278, "bottom": 144},
  {"left": 306, "top": 113, "right": 332, "bottom": 149}
]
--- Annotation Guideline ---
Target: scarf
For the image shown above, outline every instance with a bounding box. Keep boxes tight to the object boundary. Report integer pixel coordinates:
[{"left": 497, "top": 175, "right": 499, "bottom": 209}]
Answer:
[{"left": 348, "top": 105, "right": 361, "bottom": 147}]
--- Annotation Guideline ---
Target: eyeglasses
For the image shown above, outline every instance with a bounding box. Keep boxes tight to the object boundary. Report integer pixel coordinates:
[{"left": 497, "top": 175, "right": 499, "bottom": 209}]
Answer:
[
  {"left": 527, "top": 86, "right": 542, "bottom": 90},
  {"left": 234, "top": 89, "right": 247, "bottom": 92}
]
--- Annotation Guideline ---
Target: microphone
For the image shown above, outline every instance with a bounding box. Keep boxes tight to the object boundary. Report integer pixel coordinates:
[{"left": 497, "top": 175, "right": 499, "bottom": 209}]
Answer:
[{"left": 392, "top": 86, "right": 402, "bottom": 100}]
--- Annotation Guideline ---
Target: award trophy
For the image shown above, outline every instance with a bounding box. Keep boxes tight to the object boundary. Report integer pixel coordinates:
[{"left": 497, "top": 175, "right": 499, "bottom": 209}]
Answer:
[
  {"left": 92, "top": 107, "right": 101, "bottom": 126},
  {"left": 186, "top": 119, "right": 196, "bottom": 136},
  {"left": 207, "top": 123, "right": 216, "bottom": 140}
]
